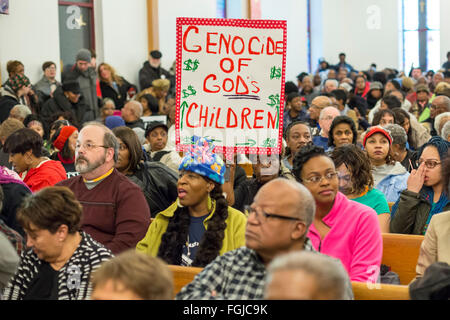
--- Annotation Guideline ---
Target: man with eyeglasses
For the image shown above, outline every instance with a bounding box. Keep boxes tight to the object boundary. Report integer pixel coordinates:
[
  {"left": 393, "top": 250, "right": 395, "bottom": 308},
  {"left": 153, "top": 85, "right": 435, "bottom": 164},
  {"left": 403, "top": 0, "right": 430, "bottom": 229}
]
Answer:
[
  {"left": 57, "top": 122, "right": 150, "bottom": 254},
  {"left": 427, "top": 96, "right": 450, "bottom": 136},
  {"left": 176, "top": 178, "right": 318, "bottom": 300}
]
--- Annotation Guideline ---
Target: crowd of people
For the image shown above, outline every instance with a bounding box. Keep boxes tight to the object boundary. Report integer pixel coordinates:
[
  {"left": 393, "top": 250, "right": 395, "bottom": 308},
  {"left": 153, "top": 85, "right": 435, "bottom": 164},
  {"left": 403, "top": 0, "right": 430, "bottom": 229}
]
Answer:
[{"left": 0, "top": 48, "right": 449, "bottom": 300}]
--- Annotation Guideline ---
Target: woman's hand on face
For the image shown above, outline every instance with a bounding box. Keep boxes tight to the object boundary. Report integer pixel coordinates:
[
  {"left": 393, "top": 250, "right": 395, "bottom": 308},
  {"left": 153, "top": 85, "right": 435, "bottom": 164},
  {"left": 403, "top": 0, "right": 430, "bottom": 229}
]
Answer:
[{"left": 407, "top": 162, "right": 425, "bottom": 193}]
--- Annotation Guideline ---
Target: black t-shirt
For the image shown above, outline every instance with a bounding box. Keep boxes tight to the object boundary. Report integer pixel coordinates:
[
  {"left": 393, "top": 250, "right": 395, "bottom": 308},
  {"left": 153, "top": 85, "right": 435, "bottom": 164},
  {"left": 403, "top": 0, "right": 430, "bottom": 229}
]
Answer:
[{"left": 23, "top": 262, "right": 59, "bottom": 300}]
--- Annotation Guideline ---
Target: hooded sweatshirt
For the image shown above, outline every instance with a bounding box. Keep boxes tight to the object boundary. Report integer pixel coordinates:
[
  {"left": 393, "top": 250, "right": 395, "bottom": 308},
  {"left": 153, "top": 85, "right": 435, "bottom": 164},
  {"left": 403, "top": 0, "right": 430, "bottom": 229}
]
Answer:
[{"left": 373, "top": 162, "right": 410, "bottom": 202}]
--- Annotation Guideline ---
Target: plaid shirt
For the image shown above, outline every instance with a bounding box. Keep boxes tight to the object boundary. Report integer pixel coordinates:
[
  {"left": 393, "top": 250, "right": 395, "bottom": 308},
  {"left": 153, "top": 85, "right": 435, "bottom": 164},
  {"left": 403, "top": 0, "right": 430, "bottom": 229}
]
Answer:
[
  {"left": 176, "top": 239, "right": 315, "bottom": 300},
  {"left": 0, "top": 219, "right": 24, "bottom": 256}
]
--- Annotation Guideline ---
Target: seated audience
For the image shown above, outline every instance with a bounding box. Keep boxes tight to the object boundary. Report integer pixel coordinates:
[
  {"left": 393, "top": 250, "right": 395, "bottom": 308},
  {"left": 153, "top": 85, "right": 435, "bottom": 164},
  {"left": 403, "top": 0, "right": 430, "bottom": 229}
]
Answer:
[
  {"left": 112, "top": 126, "right": 178, "bottom": 216},
  {"left": 98, "top": 62, "right": 137, "bottom": 110},
  {"left": 366, "top": 81, "right": 384, "bottom": 109},
  {"left": 57, "top": 122, "right": 150, "bottom": 254},
  {"left": 363, "top": 126, "right": 409, "bottom": 202},
  {"left": 176, "top": 178, "right": 316, "bottom": 299},
  {"left": 354, "top": 75, "right": 370, "bottom": 99},
  {"left": 391, "top": 136, "right": 450, "bottom": 234},
  {"left": 121, "top": 101, "right": 145, "bottom": 141},
  {"left": 283, "top": 92, "right": 308, "bottom": 131},
  {"left": 331, "top": 89, "right": 358, "bottom": 125},
  {"left": 0, "top": 185, "right": 26, "bottom": 256},
  {"left": 292, "top": 144, "right": 382, "bottom": 282},
  {"left": 368, "top": 94, "right": 402, "bottom": 124},
  {"left": 265, "top": 251, "right": 352, "bottom": 300},
  {"left": 327, "top": 115, "right": 358, "bottom": 150},
  {"left": 306, "top": 96, "right": 333, "bottom": 135},
  {"left": 2, "top": 187, "right": 113, "bottom": 300},
  {"left": 0, "top": 74, "right": 37, "bottom": 123},
  {"left": 442, "top": 121, "right": 450, "bottom": 142},
  {"left": 145, "top": 121, "right": 181, "bottom": 172},
  {"left": 415, "top": 155, "right": 450, "bottom": 278},
  {"left": 282, "top": 121, "right": 312, "bottom": 171},
  {"left": 50, "top": 125, "right": 79, "bottom": 178},
  {"left": 434, "top": 112, "right": 450, "bottom": 138},
  {"left": 90, "top": 250, "right": 173, "bottom": 300},
  {"left": 330, "top": 144, "right": 390, "bottom": 233},
  {"left": 427, "top": 96, "right": 450, "bottom": 136},
  {"left": 137, "top": 136, "right": 247, "bottom": 267},
  {"left": 392, "top": 107, "right": 430, "bottom": 150},
  {"left": 34, "top": 61, "right": 61, "bottom": 105},
  {"left": 4, "top": 128, "right": 67, "bottom": 192},
  {"left": 137, "top": 79, "right": 171, "bottom": 115},
  {"left": 410, "top": 84, "right": 431, "bottom": 123},
  {"left": 105, "top": 115, "right": 125, "bottom": 130}
]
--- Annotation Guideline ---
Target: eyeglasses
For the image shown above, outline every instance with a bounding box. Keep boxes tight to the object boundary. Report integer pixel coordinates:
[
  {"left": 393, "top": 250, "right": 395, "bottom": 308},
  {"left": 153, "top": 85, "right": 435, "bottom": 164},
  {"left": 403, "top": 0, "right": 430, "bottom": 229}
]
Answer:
[
  {"left": 75, "top": 142, "right": 108, "bottom": 151},
  {"left": 303, "top": 171, "right": 338, "bottom": 184},
  {"left": 244, "top": 205, "right": 301, "bottom": 223},
  {"left": 415, "top": 159, "right": 441, "bottom": 169}
]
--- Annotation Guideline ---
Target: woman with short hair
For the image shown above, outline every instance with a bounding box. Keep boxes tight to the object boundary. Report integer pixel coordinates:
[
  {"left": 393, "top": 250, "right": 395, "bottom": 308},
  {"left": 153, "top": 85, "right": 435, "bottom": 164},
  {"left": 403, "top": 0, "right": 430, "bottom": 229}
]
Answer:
[
  {"left": 328, "top": 116, "right": 357, "bottom": 150},
  {"left": 292, "top": 144, "right": 382, "bottom": 282},
  {"left": 137, "top": 136, "right": 247, "bottom": 267},
  {"left": 3, "top": 128, "right": 67, "bottom": 192},
  {"left": 2, "top": 186, "right": 113, "bottom": 300},
  {"left": 282, "top": 121, "right": 312, "bottom": 171}
]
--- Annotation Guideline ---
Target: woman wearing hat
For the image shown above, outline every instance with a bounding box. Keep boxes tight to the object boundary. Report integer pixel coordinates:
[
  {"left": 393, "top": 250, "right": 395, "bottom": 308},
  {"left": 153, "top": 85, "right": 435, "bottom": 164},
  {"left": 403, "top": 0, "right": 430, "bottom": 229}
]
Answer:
[
  {"left": 0, "top": 74, "right": 37, "bottom": 123},
  {"left": 136, "top": 136, "right": 247, "bottom": 267},
  {"left": 50, "top": 125, "right": 79, "bottom": 178},
  {"left": 390, "top": 136, "right": 450, "bottom": 235},
  {"left": 363, "top": 126, "right": 410, "bottom": 203}
]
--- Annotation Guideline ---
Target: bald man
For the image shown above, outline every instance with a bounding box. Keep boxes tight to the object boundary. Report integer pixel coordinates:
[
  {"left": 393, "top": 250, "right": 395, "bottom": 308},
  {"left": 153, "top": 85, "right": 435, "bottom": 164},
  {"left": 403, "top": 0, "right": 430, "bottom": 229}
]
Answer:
[
  {"left": 306, "top": 96, "right": 333, "bottom": 135},
  {"left": 176, "top": 178, "right": 317, "bottom": 300},
  {"left": 121, "top": 100, "right": 145, "bottom": 130}
]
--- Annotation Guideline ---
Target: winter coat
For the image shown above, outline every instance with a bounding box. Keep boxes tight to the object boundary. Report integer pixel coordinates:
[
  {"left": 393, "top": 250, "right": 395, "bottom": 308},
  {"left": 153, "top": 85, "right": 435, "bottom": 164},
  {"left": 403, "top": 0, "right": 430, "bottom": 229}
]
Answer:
[
  {"left": 138, "top": 61, "right": 173, "bottom": 91},
  {"left": 390, "top": 189, "right": 450, "bottom": 235},
  {"left": 34, "top": 76, "right": 61, "bottom": 105},
  {"left": 99, "top": 78, "right": 136, "bottom": 109},
  {"left": 373, "top": 162, "right": 410, "bottom": 203},
  {"left": 41, "top": 86, "right": 94, "bottom": 131},
  {"left": 0, "top": 86, "right": 20, "bottom": 123}
]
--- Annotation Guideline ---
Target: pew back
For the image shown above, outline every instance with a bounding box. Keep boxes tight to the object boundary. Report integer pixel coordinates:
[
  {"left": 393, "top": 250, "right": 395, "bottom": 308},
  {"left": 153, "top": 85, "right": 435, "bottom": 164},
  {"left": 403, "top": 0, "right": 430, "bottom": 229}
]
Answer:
[{"left": 382, "top": 233, "right": 424, "bottom": 285}]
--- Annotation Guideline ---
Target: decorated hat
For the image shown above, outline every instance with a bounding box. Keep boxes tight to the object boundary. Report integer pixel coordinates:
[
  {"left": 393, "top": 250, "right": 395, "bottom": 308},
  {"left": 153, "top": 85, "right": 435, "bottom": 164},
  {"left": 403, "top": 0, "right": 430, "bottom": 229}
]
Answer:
[
  {"left": 179, "top": 136, "right": 225, "bottom": 185},
  {"left": 363, "top": 126, "right": 393, "bottom": 147},
  {"left": 53, "top": 125, "right": 78, "bottom": 151},
  {"left": 6, "top": 74, "right": 31, "bottom": 92}
]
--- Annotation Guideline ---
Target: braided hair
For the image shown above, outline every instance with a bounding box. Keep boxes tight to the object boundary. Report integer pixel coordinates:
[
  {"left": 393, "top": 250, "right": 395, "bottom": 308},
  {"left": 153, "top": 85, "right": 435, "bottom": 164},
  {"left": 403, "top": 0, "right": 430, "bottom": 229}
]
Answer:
[{"left": 157, "top": 180, "right": 229, "bottom": 267}]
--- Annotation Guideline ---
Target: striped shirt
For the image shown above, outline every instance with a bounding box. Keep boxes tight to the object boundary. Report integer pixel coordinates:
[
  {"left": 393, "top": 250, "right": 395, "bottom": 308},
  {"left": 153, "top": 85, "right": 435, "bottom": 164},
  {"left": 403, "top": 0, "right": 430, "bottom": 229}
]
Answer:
[{"left": 3, "top": 232, "right": 113, "bottom": 300}]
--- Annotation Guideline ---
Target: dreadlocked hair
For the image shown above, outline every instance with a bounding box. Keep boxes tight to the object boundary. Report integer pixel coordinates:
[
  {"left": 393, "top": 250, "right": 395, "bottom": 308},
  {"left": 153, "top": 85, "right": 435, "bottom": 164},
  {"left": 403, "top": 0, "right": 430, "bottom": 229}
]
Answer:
[{"left": 157, "top": 181, "right": 229, "bottom": 267}]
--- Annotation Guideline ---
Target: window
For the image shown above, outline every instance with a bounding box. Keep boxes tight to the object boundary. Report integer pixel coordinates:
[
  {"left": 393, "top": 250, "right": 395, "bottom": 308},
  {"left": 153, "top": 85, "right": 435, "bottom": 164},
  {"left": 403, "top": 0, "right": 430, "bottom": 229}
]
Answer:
[
  {"left": 402, "top": 0, "right": 440, "bottom": 72},
  {"left": 58, "top": 0, "right": 95, "bottom": 68}
]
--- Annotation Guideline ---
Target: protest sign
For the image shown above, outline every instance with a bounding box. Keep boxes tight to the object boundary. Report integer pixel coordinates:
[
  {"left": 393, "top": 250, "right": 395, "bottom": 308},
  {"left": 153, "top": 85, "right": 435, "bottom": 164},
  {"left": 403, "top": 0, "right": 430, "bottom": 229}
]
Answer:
[{"left": 175, "top": 18, "right": 287, "bottom": 156}]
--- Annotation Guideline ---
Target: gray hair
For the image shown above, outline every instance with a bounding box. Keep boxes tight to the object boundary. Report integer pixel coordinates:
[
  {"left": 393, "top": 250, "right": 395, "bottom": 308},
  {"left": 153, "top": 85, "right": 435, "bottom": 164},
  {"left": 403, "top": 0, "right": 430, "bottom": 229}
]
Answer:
[
  {"left": 384, "top": 123, "right": 407, "bottom": 149},
  {"left": 269, "top": 178, "right": 316, "bottom": 229},
  {"left": 82, "top": 121, "right": 119, "bottom": 163},
  {"left": 265, "top": 251, "right": 351, "bottom": 300},
  {"left": 442, "top": 121, "right": 450, "bottom": 141},
  {"left": 324, "top": 79, "right": 338, "bottom": 88},
  {"left": 319, "top": 106, "right": 340, "bottom": 120},
  {"left": 434, "top": 112, "right": 450, "bottom": 136},
  {"left": 10, "top": 104, "right": 31, "bottom": 120}
]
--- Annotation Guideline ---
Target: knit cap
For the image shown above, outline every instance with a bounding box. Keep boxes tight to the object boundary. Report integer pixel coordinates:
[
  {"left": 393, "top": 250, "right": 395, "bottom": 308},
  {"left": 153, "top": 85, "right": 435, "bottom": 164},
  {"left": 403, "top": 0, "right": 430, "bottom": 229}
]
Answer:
[
  {"left": 75, "top": 48, "right": 92, "bottom": 62},
  {"left": 179, "top": 136, "right": 225, "bottom": 185},
  {"left": 53, "top": 125, "right": 78, "bottom": 151},
  {"left": 105, "top": 115, "right": 125, "bottom": 130}
]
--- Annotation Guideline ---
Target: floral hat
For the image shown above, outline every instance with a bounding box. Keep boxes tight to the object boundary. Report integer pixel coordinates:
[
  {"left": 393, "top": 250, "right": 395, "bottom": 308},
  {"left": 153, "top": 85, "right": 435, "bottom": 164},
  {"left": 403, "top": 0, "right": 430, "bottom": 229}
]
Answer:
[
  {"left": 179, "top": 136, "right": 225, "bottom": 185},
  {"left": 6, "top": 74, "right": 31, "bottom": 92}
]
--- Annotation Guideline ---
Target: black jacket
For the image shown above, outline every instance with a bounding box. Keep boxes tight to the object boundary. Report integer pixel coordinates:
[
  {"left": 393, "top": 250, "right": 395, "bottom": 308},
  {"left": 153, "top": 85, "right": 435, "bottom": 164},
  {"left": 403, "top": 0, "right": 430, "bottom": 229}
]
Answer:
[
  {"left": 127, "top": 161, "right": 178, "bottom": 217},
  {"left": 138, "top": 61, "right": 174, "bottom": 91},
  {"left": 0, "top": 87, "right": 19, "bottom": 123},
  {"left": 99, "top": 78, "right": 137, "bottom": 109},
  {"left": 125, "top": 119, "right": 145, "bottom": 130},
  {"left": 41, "top": 86, "right": 94, "bottom": 131}
]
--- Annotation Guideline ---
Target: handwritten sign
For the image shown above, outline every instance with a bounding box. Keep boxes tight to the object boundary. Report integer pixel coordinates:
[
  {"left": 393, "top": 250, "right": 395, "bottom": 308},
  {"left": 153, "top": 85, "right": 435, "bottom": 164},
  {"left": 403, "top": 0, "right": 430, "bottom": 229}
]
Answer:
[{"left": 175, "top": 18, "right": 287, "bottom": 156}]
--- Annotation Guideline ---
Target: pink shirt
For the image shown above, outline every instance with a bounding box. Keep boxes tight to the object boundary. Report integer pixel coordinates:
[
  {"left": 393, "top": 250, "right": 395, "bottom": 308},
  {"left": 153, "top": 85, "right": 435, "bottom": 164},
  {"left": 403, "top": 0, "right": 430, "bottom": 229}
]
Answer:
[{"left": 307, "top": 192, "right": 383, "bottom": 282}]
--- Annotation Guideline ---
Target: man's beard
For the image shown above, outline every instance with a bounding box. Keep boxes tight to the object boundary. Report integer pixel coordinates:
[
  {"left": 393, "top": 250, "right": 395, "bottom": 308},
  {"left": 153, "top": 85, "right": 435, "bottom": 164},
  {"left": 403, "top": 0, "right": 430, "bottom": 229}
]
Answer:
[{"left": 75, "top": 153, "right": 106, "bottom": 174}]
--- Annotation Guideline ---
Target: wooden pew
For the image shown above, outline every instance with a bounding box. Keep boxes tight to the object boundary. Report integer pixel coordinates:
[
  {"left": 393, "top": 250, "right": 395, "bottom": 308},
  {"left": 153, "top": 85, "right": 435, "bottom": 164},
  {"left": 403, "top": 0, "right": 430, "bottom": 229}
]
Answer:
[
  {"left": 168, "top": 265, "right": 202, "bottom": 295},
  {"left": 388, "top": 202, "right": 395, "bottom": 213},
  {"left": 382, "top": 233, "right": 424, "bottom": 285},
  {"left": 168, "top": 265, "right": 411, "bottom": 300},
  {"left": 351, "top": 282, "right": 409, "bottom": 300},
  {"left": 238, "top": 163, "right": 253, "bottom": 178}
]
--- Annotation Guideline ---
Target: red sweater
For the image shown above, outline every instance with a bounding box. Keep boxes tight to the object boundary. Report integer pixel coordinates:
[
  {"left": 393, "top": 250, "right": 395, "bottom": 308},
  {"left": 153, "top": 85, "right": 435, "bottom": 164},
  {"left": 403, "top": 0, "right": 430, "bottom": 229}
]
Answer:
[
  {"left": 20, "top": 159, "right": 67, "bottom": 192},
  {"left": 57, "top": 169, "right": 150, "bottom": 254}
]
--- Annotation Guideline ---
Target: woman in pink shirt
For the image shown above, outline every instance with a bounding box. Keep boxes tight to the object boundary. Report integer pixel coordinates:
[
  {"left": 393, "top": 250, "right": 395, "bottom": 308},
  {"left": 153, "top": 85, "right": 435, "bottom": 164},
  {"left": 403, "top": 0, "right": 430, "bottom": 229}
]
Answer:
[{"left": 292, "top": 144, "right": 383, "bottom": 282}]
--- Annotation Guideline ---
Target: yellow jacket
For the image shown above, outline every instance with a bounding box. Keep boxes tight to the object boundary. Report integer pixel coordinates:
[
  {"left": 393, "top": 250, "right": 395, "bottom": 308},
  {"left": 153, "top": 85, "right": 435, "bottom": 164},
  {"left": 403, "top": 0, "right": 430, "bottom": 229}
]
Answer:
[{"left": 136, "top": 200, "right": 247, "bottom": 257}]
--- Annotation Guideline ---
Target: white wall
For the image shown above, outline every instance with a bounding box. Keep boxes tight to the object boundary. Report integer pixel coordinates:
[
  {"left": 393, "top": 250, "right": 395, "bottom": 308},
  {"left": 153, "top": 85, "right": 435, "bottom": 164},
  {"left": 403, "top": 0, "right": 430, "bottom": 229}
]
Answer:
[
  {"left": 158, "top": 0, "right": 218, "bottom": 71},
  {"left": 440, "top": 0, "right": 450, "bottom": 66},
  {"left": 95, "top": 0, "right": 148, "bottom": 88},
  {"left": 320, "top": 0, "right": 402, "bottom": 72},
  {"left": 260, "top": 0, "right": 308, "bottom": 82},
  {"left": 0, "top": 0, "right": 60, "bottom": 84}
]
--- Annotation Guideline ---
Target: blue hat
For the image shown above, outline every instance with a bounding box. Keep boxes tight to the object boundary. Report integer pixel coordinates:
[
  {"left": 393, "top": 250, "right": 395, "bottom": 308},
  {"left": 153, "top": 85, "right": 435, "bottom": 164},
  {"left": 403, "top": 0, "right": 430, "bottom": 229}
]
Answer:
[
  {"left": 105, "top": 116, "right": 125, "bottom": 130},
  {"left": 179, "top": 136, "right": 225, "bottom": 185}
]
